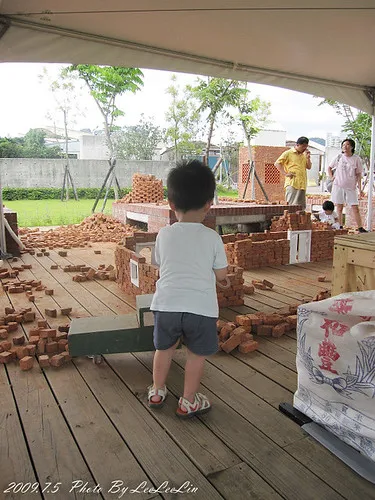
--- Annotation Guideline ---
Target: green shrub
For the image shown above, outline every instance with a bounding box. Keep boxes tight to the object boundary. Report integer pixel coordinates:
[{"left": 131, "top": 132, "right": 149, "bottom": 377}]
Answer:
[{"left": 2, "top": 187, "right": 131, "bottom": 201}]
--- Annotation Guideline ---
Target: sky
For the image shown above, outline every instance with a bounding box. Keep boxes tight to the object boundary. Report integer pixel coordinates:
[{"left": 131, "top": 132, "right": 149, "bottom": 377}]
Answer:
[{"left": 0, "top": 63, "right": 345, "bottom": 143}]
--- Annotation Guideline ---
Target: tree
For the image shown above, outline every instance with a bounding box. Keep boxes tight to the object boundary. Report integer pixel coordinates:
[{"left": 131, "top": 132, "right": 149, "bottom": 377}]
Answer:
[
  {"left": 0, "top": 129, "right": 61, "bottom": 159},
  {"left": 318, "top": 99, "right": 371, "bottom": 165},
  {"left": 237, "top": 93, "right": 271, "bottom": 198},
  {"left": 68, "top": 64, "right": 144, "bottom": 211},
  {"left": 188, "top": 77, "right": 247, "bottom": 164},
  {"left": 165, "top": 75, "right": 201, "bottom": 161},
  {"left": 113, "top": 115, "right": 163, "bottom": 160},
  {"left": 40, "top": 66, "right": 83, "bottom": 201}
]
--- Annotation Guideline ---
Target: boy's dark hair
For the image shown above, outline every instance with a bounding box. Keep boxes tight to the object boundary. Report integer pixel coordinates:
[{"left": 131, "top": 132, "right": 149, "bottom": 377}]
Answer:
[
  {"left": 167, "top": 159, "right": 216, "bottom": 212},
  {"left": 322, "top": 200, "right": 334, "bottom": 212},
  {"left": 296, "top": 136, "right": 309, "bottom": 145},
  {"left": 341, "top": 138, "right": 355, "bottom": 153}
]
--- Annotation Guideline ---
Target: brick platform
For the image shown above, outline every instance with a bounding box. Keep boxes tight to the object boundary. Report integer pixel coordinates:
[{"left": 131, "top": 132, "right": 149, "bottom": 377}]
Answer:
[{"left": 112, "top": 202, "right": 301, "bottom": 233}]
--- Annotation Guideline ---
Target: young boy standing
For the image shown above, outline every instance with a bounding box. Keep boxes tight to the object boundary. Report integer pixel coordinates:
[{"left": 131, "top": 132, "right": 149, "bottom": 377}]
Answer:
[{"left": 148, "top": 160, "right": 228, "bottom": 418}]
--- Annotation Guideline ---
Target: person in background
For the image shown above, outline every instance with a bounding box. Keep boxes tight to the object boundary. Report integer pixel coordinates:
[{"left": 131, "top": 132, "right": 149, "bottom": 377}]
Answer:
[
  {"left": 327, "top": 138, "right": 367, "bottom": 233},
  {"left": 275, "top": 136, "right": 312, "bottom": 210},
  {"left": 148, "top": 160, "right": 228, "bottom": 418},
  {"left": 318, "top": 200, "right": 340, "bottom": 229}
]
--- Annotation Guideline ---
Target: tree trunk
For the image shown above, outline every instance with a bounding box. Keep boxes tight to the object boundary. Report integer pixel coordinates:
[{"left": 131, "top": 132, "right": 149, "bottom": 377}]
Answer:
[{"left": 205, "top": 117, "right": 215, "bottom": 166}]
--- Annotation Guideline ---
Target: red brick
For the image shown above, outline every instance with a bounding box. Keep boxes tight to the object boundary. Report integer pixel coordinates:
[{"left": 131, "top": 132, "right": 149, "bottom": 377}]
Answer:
[
  {"left": 45, "top": 308, "right": 57, "bottom": 318},
  {"left": 50, "top": 354, "right": 64, "bottom": 367},
  {"left": 38, "top": 320, "right": 48, "bottom": 328},
  {"left": 0, "top": 329, "right": 8, "bottom": 339},
  {"left": 257, "top": 325, "right": 273, "bottom": 336},
  {"left": 13, "top": 334, "right": 25, "bottom": 345},
  {"left": 238, "top": 340, "right": 259, "bottom": 353},
  {"left": 0, "top": 340, "right": 12, "bottom": 351},
  {"left": 23, "top": 311, "right": 36, "bottom": 323},
  {"left": 38, "top": 355, "right": 50, "bottom": 368},
  {"left": 37, "top": 340, "right": 46, "bottom": 354},
  {"left": 0, "top": 351, "right": 13, "bottom": 363},
  {"left": 20, "top": 356, "right": 34, "bottom": 371},
  {"left": 221, "top": 332, "right": 243, "bottom": 353},
  {"left": 16, "top": 346, "right": 30, "bottom": 359},
  {"left": 46, "top": 341, "right": 58, "bottom": 354},
  {"left": 25, "top": 344, "right": 36, "bottom": 356},
  {"left": 286, "top": 315, "right": 298, "bottom": 327}
]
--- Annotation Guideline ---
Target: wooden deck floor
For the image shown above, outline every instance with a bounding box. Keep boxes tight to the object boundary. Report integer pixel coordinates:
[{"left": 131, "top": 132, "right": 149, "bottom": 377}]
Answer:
[{"left": 1, "top": 244, "right": 374, "bottom": 500}]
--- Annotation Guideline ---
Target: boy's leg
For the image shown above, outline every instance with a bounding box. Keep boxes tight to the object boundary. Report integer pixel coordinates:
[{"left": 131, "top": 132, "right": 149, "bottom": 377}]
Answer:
[
  {"left": 182, "top": 348, "right": 206, "bottom": 403},
  {"left": 336, "top": 204, "right": 344, "bottom": 226},
  {"left": 150, "top": 341, "right": 179, "bottom": 403}
]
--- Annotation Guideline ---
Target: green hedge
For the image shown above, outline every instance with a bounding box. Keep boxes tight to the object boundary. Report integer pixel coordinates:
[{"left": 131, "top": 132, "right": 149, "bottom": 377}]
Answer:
[{"left": 2, "top": 187, "right": 132, "bottom": 201}]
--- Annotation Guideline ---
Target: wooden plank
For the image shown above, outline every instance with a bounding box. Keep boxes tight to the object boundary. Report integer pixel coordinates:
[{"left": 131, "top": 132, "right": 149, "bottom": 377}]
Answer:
[
  {"left": 6, "top": 361, "right": 97, "bottom": 500},
  {"left": 284, "top": 436, "right": 375, "bottom": 500},
  {"left": 255, "top": 337, "right": 297, "bottom": 372},
  {"left": 206, "top": 352, "right": 294, "bottom": 409},
  {"left": 167, "top": 348, "right": 302, "bottom": 448},
  {"left": 243, "top": 269, "right": 319, "bottom": 299},
  {"left": 133, "top": 352, "right": 343, "bottom": 500},
  {"left": 0, "top": 367, "right": 42, "bottom": 500},
  {"left": 332, "top": 244, "right": 350, "bottom": 295},
  {"left": 231, "top": 349, "right": 297, "bottom": 393},
  {"left": 72, "top": 358, "right": 223, "bottom": 499},
  {"left": 106, "top": 352, "right": 241, "bottom": 477},
  {"left": 45, "top": 361, "right": 158, "bottom": 499},
  {"left": 209, "top": 462, "right": 283, "bottom": 500},
  {"left": 334, "top": 232, "right": 375, "bottom": 250}
]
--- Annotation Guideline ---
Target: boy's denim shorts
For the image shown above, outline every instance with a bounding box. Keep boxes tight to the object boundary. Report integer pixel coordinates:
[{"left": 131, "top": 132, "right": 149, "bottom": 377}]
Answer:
[{"left": 153, "top": 311, "right": 218, "bottom": 356}]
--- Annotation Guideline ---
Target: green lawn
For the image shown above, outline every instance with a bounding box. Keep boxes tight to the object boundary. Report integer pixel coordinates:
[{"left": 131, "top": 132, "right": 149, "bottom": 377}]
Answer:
[
  {"left": 5, "top": 186, "right": 238, "bottom": 227},
  {"left": 5, "top": 199, "right": 114, "bottom": 227}
]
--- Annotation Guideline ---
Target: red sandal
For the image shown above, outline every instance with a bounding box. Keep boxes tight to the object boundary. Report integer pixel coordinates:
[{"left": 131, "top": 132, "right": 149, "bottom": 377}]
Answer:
[{"left": 176, "top": 392, "right": 211, "bottom": 418}]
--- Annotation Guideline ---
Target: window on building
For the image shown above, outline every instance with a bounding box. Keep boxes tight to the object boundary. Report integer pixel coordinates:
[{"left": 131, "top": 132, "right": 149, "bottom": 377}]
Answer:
[{"left": 265, "top": 163, "right": 280, "bottom": 184}]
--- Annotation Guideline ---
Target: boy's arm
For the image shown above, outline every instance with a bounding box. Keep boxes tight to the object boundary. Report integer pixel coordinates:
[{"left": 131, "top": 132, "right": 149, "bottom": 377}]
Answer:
[
  {"left": 214, "top": 267, "right": 228, "bottom": 282},
  {"left": 213, "top": 237, "right": 228, "bottom": 284}
]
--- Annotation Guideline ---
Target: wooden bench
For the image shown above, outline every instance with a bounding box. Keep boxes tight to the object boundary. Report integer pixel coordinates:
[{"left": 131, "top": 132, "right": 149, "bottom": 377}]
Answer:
[{"left": 68, "top": 295, "right": 155, "bottom": 360}]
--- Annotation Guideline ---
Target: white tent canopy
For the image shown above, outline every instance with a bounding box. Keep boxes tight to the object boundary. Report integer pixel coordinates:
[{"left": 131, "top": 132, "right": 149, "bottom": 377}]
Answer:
[{"left": 0, "top": 0, "right": 374, "bottom": 234}]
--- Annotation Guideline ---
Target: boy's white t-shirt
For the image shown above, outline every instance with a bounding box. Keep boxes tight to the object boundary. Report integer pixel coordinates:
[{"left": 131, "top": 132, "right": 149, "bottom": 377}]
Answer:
[
  {"left": 150, "top": 222, "right": 228, "bottom": 318},
  {"left": 319, "top": 210, "right": 338, "bottom": 225}
]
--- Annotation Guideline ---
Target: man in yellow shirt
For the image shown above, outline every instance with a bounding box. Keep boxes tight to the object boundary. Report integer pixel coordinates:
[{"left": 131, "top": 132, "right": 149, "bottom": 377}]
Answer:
[{"left": 275, "top": 136, "right": 312, "bottom": 210}]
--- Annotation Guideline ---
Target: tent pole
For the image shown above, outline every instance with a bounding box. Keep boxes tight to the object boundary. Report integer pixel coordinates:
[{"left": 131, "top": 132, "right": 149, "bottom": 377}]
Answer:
[
  {"left": 0, "top": 169, "right": 7, "bottom": 257},
  {"left": 366, "top": 114, "right": 375, "bottom": 231}
]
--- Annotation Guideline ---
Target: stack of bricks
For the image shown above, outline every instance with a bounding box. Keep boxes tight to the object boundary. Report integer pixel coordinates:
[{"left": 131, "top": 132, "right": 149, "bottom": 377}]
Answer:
[
  {"left": 19, "top": 213, "right": 137, "bottom": 250},
  {"left": 2, "top": 277, "right": 46, "bottom": 303},
  {"left": 224, "top": 234, "right": 290, "bottom": 269},
  {"left": 116, "top": 233, "right": 245, "bottom": 306},
  {"left": 216, "top": 265, "right": 244, "bottom": 308},
  {"left": 118, "top": 174, "right": 164, "bottom": 204},
  {"left": 60, "top": 263, "right": 116, "bottom": 282},
  {"left": 310, "top": 229, "right": 347, "bottom": 261},
  {"left": 271, "top": 210, "right": 312, "bottom": 231}
]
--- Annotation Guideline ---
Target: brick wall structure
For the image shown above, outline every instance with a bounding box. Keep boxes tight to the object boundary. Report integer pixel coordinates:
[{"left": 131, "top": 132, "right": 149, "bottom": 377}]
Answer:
[
  {"left": 112, "top": 201, "right": 300, "bottom": 233},
  {"left": 115, "top": 232, "right": 244, "bottom": 307},
  {"left": 238, "top": 146, "right": 288, "bottom": 201},
  {"left": 224, "top": 226, "right": 348, "bottom": 268}
]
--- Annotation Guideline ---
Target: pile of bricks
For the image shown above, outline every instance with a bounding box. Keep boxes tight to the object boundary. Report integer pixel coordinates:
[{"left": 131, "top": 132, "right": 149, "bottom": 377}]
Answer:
[
  {"left": 2, "top": 278, "right": 46, "bottom": 303},
  {"left": 216, "top": 265, "right": 244, "bottom": 307},
  {"left": 225, "top": 234, "right": 290, "bottom": 269},
  {"left": 71, "top": 264, "right": 116, "bottom": 282},
  {"left": 216, "top": 318, "right": 258, "bottom": 353},
  {"left": 271, "top": 210, "right": 312, "bottom": 231},
  {"left": 0, "top": 309, "right": 71, "bottom": 370},
  {"left": 19, "top": 214, "right": 137, "bottom": 250},
  {"left": 118, "top": 174, "right": 164, "bottom": 204},
  {"left": 216, "top": 305, "right": 299, "bottom": 353}
]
